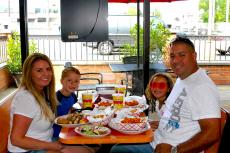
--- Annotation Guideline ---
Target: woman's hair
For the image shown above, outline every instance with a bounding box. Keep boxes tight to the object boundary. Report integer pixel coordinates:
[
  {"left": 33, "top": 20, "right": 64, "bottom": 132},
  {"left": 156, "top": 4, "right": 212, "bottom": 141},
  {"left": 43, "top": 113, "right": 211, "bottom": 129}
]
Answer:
[
  {"left": 145, "top": 72, "right": 174, "bottom": 101},
  {"left": 20, "top": 53, "right": 57, "bottom": 121},
  {"left": 61, "top": 67, "right": 80, "bottom": 80}
]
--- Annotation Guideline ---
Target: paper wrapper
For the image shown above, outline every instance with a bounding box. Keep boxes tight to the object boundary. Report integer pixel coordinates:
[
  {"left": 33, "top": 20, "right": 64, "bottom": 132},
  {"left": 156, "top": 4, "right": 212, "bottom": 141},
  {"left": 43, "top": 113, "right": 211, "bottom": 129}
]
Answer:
[{"left": 86, "top": 107, "right": 115, "bottom": 126}]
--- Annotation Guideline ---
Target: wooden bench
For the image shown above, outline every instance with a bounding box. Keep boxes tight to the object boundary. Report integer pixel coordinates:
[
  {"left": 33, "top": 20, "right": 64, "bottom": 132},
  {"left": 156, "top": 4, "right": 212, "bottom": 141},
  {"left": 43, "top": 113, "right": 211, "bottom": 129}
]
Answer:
[
  {"left": 0, "top": 93, "right": 15, "bottom": 153},
  {"left": 0, "top": 66, "right": 15, "bottom": 91}
]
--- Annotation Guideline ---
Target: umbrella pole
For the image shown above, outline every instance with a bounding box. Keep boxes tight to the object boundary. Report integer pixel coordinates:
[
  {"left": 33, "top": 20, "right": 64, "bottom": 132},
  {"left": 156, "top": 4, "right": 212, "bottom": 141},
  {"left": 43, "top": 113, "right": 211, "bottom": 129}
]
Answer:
[
  {"left": 143, "top": 0, "right": 150, "bottom": 91},
  {"left": 19, "top": 0, "right": 29, "bottom": 66},
  {"left": 137, "top": 0, "right": 140, "bottom": 68}
]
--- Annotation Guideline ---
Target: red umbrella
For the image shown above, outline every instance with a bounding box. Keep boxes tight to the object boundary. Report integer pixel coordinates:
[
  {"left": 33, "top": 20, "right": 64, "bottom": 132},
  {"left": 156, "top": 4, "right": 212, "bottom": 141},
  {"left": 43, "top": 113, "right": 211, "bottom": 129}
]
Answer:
[{"left": 108, "top": 0, "right": 184, "bottom": 2}]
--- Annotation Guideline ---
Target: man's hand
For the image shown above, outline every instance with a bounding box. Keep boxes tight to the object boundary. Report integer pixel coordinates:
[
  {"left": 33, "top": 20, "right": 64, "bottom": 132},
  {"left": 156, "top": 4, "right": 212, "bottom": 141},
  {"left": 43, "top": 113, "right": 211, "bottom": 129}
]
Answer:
[{"left": 155, "top": 143, "right": 172, "bottom": 153}]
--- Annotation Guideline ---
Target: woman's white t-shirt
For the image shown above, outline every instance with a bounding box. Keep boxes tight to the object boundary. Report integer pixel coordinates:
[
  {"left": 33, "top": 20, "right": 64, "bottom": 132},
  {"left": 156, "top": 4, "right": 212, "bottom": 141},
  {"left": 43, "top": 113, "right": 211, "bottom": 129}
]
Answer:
[{"left": 8, "top": 89, "right": 53, "bottom": 152}]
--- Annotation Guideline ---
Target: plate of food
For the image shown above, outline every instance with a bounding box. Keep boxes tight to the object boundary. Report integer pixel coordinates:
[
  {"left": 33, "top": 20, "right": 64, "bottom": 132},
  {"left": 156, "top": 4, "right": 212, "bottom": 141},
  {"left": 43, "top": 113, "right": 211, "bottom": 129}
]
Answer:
[
  {"left": 109, "top": 121, "right": 151, "bottom": 135},
  {"left": 54, "top": 112, "right": 89, "bottom": 127},
  {"left": 74, "top": 125, "right": 111, "bottom": 138}
]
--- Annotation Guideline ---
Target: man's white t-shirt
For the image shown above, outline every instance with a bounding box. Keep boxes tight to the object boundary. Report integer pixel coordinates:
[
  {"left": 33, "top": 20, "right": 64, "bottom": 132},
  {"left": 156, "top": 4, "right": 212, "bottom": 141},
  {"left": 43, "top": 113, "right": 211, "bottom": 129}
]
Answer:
[
  {"left": 8, "top": 89, "right": 53, "bottom": 152},
  {"left": 151, "top": 68, "right": 220, "bottom": 149}
]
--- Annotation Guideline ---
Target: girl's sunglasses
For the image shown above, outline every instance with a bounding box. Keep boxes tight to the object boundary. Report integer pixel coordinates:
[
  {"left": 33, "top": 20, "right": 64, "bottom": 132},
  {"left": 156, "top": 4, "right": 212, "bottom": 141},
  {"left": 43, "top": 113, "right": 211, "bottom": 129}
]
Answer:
[{"left": 150, "top": 82, "right": 167, "bottom": 90}]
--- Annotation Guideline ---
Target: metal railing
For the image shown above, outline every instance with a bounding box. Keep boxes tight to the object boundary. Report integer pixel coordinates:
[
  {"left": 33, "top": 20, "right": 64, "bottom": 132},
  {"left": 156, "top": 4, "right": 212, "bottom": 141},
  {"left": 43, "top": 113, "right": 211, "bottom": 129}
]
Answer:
[
  {"left": 189, "top": 35, "right": 230, "bottom": 64},
  {"left": 0, "top": 40, "right": 7, "bottom": 64},
  {"left": 1, "top": 35, "right": 230, "bottom": 65}
]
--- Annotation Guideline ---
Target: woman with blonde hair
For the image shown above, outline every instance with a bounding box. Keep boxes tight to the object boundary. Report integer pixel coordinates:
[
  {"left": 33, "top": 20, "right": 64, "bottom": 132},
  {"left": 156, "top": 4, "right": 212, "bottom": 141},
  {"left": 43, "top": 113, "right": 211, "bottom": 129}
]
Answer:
[
  {"left": 7, "top": 53, "right": 64, "bottom": 153},
  {"left": 8, "top": 53, "right": 98, "bottom": 153}
]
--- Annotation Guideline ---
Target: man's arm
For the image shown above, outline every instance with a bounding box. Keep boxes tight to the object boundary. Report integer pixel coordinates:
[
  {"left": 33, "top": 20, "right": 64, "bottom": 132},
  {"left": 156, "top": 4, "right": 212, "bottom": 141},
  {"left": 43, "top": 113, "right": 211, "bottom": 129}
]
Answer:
[
  {"left": 155, "top": 118, "right": 221, "bottom": 153},
  {"left": 177, "top": 118, "right": 220, "bottom": 153}
]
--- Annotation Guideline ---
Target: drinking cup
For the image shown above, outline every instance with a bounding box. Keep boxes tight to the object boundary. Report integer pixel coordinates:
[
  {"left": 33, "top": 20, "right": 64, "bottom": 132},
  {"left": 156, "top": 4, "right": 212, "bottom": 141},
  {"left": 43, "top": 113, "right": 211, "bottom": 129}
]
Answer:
[
  {"left": 82, "top": 92, "right": 93, "bottom": 108},
  {"left": 112, "top": 93, "right": 124, "bottom": 109}
]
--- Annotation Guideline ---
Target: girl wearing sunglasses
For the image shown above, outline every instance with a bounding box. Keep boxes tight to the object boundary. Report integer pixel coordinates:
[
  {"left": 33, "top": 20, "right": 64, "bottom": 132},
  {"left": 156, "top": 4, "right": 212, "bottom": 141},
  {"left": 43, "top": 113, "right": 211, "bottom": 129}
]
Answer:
[{"left": 145, "top": 73, "right": 174, "bottom": 129}]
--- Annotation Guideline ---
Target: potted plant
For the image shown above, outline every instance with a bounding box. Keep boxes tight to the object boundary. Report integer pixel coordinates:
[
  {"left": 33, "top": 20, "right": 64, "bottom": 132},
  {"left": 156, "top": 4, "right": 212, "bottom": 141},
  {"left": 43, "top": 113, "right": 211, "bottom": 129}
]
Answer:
[
  {"left": 7, "top": 31, "right": 37, "bottom": 87},
  {"left": 121, "top": 17, "right": 171, "bottom": 63}
]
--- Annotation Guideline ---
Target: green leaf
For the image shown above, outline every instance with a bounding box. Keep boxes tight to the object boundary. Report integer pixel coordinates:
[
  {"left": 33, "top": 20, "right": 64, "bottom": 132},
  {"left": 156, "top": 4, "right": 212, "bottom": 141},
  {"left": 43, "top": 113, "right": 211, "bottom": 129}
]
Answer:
[
  {"left": 121, "top": 17, "right": 171, "bottom": 63},
  {"left": 7, "top": 31, "right": 38, "bottom": 73}
]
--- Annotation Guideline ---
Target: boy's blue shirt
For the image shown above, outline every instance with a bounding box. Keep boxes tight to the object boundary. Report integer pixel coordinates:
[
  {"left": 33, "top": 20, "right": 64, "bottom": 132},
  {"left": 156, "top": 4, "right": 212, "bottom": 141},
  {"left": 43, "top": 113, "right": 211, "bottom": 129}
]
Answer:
[{"left": 53, "top": 90, "right": 77, "bottom": 138}]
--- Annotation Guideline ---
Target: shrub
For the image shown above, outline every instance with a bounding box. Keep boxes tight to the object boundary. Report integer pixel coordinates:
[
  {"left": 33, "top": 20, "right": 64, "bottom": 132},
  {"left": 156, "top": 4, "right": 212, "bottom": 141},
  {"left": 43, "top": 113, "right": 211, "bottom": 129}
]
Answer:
[{"left": 7, "top": 31, "right": 37, "bottom": 73}]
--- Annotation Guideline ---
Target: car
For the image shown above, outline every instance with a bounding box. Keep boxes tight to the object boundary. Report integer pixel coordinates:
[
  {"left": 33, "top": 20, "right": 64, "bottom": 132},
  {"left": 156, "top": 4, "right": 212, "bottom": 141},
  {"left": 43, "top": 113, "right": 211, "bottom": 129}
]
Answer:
[{"left": 86, "top": 15, "right": 168, "bottom": 55}]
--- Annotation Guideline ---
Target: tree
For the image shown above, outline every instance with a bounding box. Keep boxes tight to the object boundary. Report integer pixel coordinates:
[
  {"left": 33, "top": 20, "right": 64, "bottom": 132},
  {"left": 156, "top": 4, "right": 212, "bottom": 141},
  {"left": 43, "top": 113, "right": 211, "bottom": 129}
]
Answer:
[
  {"left": 199, "top": 0, "right": 229, "bottom": 22},
  {"left": 122, "top": 17, "right": 171, "bottom": 62}
]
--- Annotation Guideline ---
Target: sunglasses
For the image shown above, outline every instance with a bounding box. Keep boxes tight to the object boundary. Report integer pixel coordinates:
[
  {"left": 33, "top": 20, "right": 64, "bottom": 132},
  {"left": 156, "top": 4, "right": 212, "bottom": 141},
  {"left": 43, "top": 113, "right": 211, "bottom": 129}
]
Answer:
[{"left": 150, "top": 82, "right": 167, "bottom": 90}]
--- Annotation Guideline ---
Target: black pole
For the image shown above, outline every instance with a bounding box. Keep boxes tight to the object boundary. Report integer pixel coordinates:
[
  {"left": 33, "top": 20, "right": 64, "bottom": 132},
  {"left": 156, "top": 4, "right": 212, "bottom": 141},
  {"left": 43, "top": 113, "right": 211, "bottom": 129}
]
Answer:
[
  {"left": 19, "top": 0, "right": 29, "bottom": 66},
  {"left": 137, "top": 0, "right": 140, "bottom": 67},
  {"left": 143, "top": 0, "right": 150, "bottom": 90}
]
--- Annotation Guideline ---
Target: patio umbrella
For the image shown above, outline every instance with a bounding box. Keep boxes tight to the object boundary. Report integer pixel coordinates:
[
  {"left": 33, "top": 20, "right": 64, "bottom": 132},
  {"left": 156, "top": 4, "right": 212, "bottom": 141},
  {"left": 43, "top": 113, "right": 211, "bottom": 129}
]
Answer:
[
  {"left": 109, "top": 0, "right": 185, "bottom": 91},
  {"left": 109, "top": 0, "right": 183, "bottom": 2}
]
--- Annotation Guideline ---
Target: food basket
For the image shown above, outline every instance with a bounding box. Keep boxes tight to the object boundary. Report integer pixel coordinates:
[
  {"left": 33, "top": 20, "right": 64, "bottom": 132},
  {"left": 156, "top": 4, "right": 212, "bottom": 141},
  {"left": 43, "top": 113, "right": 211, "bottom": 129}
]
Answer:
[
  {"left": 96, "top": 98, "right": 113, "bottom": 110},
  {"left": 109, "top": 121, "right": 150, "bottom": 135},
  {"left": 124, "top": 96, "right": 149, "bottom": 111},
  {"left": 109, "top": 117, "right": 147, "bottom": 131},
  {"left": 86, "top": 107, "right": 115, "bottom": 126}
]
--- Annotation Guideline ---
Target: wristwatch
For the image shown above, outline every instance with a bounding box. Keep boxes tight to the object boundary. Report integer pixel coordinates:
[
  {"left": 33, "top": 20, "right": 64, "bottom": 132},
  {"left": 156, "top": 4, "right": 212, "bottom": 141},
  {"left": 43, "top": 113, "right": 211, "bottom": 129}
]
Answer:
[{"left": 171, "top": 146, "right": 177, "bottom": 153}]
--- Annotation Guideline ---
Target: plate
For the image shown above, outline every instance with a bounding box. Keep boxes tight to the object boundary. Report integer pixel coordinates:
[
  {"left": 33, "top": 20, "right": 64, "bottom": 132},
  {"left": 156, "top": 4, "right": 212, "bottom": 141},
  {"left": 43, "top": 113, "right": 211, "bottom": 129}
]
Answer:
[
  {"left": 109, "top": 122, "right": 151, "bottom": 135},
  {"left": 74, "top": 125, "right": 111, "bottom": 138},
  {"left": 54, "top": 113, "right": 89, "bottom": 127}
]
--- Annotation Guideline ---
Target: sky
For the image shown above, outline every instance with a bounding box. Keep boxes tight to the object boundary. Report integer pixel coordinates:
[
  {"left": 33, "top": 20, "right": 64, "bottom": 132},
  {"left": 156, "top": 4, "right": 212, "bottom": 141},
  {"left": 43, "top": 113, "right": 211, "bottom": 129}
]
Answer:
[
  {"left": 0, "top": 0, "right": 201, "bottom": 34},
  {"left": 108, "top": 0, "right": 200, "bottom": 25}
]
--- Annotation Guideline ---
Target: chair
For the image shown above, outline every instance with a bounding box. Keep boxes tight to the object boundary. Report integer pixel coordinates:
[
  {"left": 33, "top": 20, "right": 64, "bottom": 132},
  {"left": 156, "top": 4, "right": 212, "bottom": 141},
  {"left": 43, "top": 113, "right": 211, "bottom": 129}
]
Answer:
[
  {"left": 75, "top": 72, "right": 103, "bottom": 98},
  {"left": 95, "top": 84, "right": 115, "bottom": 100},
  {"left": 122, "top": 56, "right": 143, "bottom": 96},
  {"left": 96, "top": 84, "right": 115, "bottom": 91},
  {"left": 204, "top": 107, "right": 230, "bottom": 153},
  {"left": 217, "top": 108, "right": 230, "bottom": 153},
  {"left": 123, "top": 56, "right": 143, "bottom": 64},
  {"left": 78, "top": 72, "right": 103, "bottom": 90}
]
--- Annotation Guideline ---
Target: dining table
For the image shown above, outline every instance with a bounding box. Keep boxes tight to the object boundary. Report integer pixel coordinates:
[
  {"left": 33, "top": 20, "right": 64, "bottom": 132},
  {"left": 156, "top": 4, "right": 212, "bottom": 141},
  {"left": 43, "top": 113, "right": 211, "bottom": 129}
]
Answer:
[
  {"left": 58, "top": 92, "right": 154, "bottom": 145},
  {"left": 59, "top": 126, "right": 153, "bottom": 144}
]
